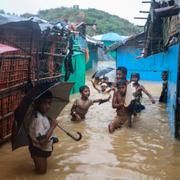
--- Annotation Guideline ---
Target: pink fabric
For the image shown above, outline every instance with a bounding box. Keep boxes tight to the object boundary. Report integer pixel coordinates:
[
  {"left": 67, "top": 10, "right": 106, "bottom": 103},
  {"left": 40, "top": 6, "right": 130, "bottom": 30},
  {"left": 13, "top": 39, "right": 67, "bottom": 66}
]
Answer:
[{"left": 0, "top": 43, "right": 19, "bottom": 54}]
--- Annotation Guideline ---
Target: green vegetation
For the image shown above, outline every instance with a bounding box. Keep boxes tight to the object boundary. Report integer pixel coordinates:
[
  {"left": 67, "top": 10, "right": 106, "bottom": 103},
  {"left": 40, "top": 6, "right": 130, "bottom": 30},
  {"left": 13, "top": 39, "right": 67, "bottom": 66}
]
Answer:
[{"left": 22, "top": 7, "right": 142, "bottom": 36}]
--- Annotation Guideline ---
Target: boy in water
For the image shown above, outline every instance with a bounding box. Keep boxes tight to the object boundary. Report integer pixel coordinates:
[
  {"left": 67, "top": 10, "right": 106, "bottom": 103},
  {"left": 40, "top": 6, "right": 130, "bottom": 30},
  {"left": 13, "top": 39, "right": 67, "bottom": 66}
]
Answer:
[
  {"left": 111, "top": 66, "right": 129, "bottom": 91},
  {"left": 71, "top": 85, "right": 111, "bottom": 121},
  {"left": 108, "top": 80, "right": 131, "bottom": 133},
  {"left": 28, "top": 91, "right": 58, "bottom": 174},
  {"left": 115, "top": 66, "right": 133, "bottom": 108},
  {"left": 159, "top": 71, "right": 168, "bottom": 103},
  {"left": 129, "top": 73, "right": 155, "bottom": 114},
  {"left": 116, "top": 66, "right": 128, "bottom": 84}
]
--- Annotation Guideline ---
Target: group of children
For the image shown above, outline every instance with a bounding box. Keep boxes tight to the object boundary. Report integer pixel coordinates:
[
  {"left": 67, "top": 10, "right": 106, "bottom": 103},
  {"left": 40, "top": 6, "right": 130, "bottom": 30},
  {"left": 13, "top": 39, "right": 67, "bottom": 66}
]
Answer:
[
  {"left": 70, "top": 66, "right": 156, "bottom": 133},
  {"left": 26, "top": 66, "right": 158, "bottom": 174}
]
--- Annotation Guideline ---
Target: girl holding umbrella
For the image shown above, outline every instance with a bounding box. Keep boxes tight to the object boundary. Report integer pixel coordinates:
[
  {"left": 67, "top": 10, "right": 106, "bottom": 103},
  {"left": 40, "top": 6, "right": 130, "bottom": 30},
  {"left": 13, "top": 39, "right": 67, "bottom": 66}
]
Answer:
[{"left": 28, "top": 91, "right": 58, "bottom": 174}]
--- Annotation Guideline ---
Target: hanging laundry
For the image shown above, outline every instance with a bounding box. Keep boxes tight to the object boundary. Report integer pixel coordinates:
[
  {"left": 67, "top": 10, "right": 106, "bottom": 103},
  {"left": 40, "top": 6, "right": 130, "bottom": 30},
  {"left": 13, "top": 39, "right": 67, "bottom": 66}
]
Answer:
[{"left": 85, "top": 48, "right": 89, "bottom": 63}]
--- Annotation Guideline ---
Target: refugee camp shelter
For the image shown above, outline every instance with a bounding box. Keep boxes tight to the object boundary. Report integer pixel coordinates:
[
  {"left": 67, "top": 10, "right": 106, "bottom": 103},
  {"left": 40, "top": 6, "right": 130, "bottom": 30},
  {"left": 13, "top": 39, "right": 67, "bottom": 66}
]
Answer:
[
  {"left": 107, "top": 32, "right": 172, "bottom": 81},
  {"left": 93, "top": 32, "right": 127, "bottom": 60},
  {"left": 0, "top": 14, "right": 71, "bottom": 143},
  {"left": 33, "top": 18, "right": 84, "bottom": 94},
  {"left": 107, "top": 0, "right": 180, "bottom": 139},
  {"left": 0, "top": 14, "right": 41, "bottom": 143},
  {"left": 142, "top": 0, "right": 180, "bottom": 138}
]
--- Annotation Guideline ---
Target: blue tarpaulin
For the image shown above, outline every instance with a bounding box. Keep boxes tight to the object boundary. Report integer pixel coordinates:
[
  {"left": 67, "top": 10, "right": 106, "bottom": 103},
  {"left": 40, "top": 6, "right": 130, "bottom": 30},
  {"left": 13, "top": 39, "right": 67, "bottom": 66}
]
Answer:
[{"left": 93, "top": 32, "right": 128, "bottom": 42}]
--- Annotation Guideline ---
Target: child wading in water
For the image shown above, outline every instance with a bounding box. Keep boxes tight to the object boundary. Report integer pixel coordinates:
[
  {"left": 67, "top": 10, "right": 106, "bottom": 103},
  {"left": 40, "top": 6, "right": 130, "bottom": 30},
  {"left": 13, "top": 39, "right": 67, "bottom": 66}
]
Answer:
[
  {"left": 28, "top": 91, "right": 58, "bottom": 174},
  {"left": 116, "top": 66, "right": 128, "bottom": 85},
  {"left": 108, "top": 80, "right": 131, "bottom": 133},
  {"left": 71, "top": 85, "right": 111, "bottom": 121},
  {"left": 91, "top": 80, "right": 114, "bottom": 94},
  {"left": 159, "top": 71, "right": 168, "bottom": 103},
  {"left": 115, "top": 66, "right": 133, "bottom": 107},
  {"left": 130, "top": 73, "right": 155, "bottom": 114}
]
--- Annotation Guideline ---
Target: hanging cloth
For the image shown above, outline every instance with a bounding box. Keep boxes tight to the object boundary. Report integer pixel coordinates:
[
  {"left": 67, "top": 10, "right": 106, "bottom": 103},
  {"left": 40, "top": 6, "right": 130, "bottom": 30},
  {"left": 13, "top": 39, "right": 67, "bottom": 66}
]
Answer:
[
  {"left": 85, "top": 48, "right": 89, "bottom": 63},
  {"left": 64, "top": 35, "right": 74, "bottom": 81}
]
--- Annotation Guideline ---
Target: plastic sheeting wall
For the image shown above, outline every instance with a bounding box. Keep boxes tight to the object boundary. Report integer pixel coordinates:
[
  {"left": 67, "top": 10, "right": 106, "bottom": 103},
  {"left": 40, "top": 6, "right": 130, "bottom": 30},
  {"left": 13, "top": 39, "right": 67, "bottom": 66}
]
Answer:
[
  {"left": 86, "top": 44, "right": 98, "bottom": 71},
  {"left": 116, "top": 47, "right": 169, "bottom": 81},
  {"left": 103, "top": 41, "right": 117, "bottom": 60},
  {"left": 62, "top": 51, "right": 86, "bottom": 94},
  {"left": 166, "top": 44, "right": 179, "bottom": 136},
  {"left": 68, "top": 52, "right": 86, "bottom": 94}
]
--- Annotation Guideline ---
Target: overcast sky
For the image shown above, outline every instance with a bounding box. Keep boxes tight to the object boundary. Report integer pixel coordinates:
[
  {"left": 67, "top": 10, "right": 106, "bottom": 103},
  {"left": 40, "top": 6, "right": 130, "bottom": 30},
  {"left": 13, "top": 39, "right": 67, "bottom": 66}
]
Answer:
[{"left": 1, "top": 0, "right": 150, "bottom": 25}]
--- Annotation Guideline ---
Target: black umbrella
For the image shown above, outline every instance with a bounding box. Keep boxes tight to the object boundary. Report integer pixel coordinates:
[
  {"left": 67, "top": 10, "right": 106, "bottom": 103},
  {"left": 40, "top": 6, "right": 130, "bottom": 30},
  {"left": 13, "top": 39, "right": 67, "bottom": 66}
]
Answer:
[
  {"left": 11, "top": 81, "right": 78, "bottom": 151},
  {"left": 92, "top": 67, "right": 114, "bottom": 78}
]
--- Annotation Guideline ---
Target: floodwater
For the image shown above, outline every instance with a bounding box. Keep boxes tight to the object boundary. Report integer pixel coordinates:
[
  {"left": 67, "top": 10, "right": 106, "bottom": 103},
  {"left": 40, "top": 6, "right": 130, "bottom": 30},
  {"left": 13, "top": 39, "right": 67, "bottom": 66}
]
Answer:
[{"left": 1, "top": 62, "right": 180, "bottom": 180}]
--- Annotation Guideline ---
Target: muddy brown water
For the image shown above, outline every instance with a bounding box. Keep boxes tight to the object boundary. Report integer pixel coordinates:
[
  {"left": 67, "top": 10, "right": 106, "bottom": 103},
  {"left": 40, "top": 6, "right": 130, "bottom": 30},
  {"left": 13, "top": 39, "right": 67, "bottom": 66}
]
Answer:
[{"left": 0, "top": 62, "right": 180, "bottom": 180}]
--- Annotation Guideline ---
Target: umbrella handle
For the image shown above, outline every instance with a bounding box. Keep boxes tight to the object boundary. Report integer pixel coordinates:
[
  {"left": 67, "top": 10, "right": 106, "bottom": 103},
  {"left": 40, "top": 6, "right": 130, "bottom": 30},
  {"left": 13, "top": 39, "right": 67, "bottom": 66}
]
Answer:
[{"left": 57, "top": 124, "right": 82, "bottom": 141}]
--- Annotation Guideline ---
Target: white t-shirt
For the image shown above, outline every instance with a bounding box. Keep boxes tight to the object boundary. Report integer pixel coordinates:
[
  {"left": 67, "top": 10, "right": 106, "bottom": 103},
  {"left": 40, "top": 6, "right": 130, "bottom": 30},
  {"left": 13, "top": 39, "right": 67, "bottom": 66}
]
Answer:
[
  {"left": 124, "top": 83, "right": 133, "bottom": 107},
  {"left": 29, "top": 112, "right": 53, "bottom": 151}
]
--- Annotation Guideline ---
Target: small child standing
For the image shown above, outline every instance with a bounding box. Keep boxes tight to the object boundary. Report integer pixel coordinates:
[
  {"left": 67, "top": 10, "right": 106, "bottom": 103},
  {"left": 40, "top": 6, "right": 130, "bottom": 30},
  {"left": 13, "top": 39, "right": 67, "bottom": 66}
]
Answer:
[
  {"left": 159, "top": 71, "right": 168, "bottom": 103},
  {"left": 108, "top": 80, "right": 131, "bottom": 133},
  {"left": 115, "top": 66, "right": 133, "bottom": 107},
  {"left": 71, "top": 85, "right": 111, "bottom": 121},
  {"left": 130, "top": 73, "right": 155, "bottom": 114},
  {"left": 28, "top": 91, "right": 58, "bottom": 174}
]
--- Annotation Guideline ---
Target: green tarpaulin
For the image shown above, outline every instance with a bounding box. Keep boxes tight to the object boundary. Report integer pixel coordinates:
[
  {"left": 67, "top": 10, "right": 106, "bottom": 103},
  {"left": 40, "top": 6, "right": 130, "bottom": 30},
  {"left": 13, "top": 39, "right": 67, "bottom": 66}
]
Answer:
[{"left": 62, "top": 48, "right": 86, "bottom": 94}]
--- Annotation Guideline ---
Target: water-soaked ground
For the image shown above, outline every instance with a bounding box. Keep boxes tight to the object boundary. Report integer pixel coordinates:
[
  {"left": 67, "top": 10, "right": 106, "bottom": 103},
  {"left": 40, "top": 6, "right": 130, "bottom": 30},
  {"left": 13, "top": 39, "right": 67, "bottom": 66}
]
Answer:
[{"left": 0, "top": 62, "right": 180, "bottom": 180}]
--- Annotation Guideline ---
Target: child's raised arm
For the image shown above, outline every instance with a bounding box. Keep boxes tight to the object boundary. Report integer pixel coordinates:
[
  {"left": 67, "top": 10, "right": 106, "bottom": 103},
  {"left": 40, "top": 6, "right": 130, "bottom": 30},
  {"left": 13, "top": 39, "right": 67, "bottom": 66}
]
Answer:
[
  {"left": 93, "top": 95, "right": 111, "bottom": 104},
  {"left": 140, "top": 85, "right": 155, "bottom": 104},
  {"left": 106, "top": 87, "right": 115, "bottom": 93},
  {"left": 71, "top": 100, "right": 77, "bottom": 116},
  {"left": 91, "top": 80, "right": 101, "bottom": 93},
  {"left": 70, "top": 100, "right": 82, "bottom": 121}
]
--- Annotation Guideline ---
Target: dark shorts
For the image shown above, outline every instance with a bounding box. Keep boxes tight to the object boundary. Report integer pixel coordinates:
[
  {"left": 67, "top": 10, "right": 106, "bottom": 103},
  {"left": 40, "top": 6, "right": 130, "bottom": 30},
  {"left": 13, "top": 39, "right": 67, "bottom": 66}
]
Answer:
[
  {"left": 29, "top": 145, "right": 52, "bottom": 158},
  {"left": 128, "top": 100, "right": 145, "bottom": 114},
  {"left": 28, "top": 136, "right": 52, "bottom": 158}
]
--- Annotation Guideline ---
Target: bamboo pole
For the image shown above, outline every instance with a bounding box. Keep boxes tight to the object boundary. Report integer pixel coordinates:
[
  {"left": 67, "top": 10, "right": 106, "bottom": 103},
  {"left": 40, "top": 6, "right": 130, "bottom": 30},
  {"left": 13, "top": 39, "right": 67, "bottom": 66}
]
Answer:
[
  {"left": 0, "top": 75, "right": 62, "bottom": 95},
  {"left": 134, "top": 17, "right": 148, "bottom": 19},
  {"left": 142, "top": 1, "right": 152, "bottom": 3},
  {"left": 0, "top": 112, "right": 13, "bottom": 120},
  {"left": 38, "top": 52, "right": 66, "bottom": 57},
  {"left": 0, "top": 55, "right": 31, "bottom": 59},
  {"left": 139, "top": 11, "right": 150, "bottom": 13}
]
